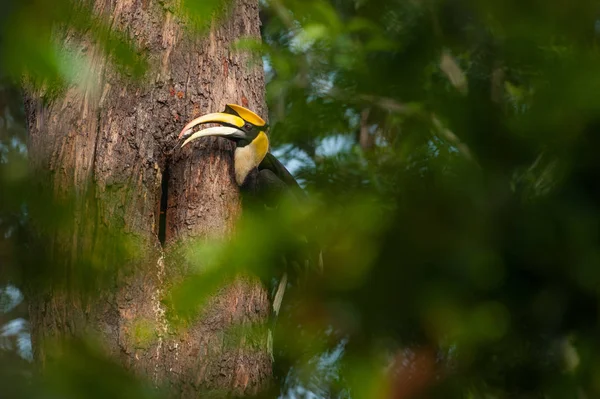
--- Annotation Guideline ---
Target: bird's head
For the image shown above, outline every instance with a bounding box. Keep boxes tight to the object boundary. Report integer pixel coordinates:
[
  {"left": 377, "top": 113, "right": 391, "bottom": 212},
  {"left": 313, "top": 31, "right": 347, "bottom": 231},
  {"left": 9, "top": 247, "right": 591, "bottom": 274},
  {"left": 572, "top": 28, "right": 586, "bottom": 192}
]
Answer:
[{"left": 178, "top": 104, "right": 267, "bottom": 149}]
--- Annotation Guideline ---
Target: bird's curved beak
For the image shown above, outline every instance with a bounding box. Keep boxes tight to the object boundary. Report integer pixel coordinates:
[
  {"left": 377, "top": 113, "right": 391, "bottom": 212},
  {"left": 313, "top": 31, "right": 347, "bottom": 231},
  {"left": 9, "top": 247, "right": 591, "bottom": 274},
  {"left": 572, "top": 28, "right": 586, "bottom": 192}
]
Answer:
[{"left": 178, "top": 112, "right": 247, "bottom": 148}]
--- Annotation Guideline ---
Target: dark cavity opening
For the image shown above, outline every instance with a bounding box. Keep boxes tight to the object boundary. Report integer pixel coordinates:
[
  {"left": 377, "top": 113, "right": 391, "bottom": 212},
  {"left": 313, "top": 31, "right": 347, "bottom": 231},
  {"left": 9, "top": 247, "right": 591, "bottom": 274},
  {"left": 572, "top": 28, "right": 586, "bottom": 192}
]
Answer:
[{"left": 158, "top": 164, "right": 170, "bottom": 246}]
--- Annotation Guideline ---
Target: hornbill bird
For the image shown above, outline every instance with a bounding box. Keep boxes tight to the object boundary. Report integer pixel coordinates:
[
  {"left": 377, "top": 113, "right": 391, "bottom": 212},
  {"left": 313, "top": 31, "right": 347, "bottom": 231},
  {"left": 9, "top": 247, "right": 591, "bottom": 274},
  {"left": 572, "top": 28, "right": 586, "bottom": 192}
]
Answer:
[
  {"left": 178, "top": 103, "right": 320, "bottom": 358},
  {"left": 179, "top": 104, "right": 304, "bottom": 205}
]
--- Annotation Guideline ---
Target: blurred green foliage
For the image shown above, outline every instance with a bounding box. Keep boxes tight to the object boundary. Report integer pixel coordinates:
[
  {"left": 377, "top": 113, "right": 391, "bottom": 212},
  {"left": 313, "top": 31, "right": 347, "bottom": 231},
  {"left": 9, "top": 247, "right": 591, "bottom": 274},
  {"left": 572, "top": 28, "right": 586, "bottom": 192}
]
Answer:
[{"left": 3, "top": 0, "right": 600, "bottom": 397}]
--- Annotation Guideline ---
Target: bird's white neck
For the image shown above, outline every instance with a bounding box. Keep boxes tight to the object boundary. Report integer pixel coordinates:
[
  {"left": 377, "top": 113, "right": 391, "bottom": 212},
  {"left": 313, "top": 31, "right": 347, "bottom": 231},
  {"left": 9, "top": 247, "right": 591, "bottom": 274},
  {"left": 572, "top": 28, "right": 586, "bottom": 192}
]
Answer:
[{"left": 234, "top": 131, "right": 269, "bottom": 185}]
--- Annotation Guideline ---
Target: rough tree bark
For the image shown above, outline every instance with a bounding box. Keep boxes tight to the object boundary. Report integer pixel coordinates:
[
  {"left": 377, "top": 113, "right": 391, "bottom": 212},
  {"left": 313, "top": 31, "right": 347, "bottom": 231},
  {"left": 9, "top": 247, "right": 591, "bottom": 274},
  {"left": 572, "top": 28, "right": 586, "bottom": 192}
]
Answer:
[{"left": 25, "top": 0, "right": 270, "bottom": 396}]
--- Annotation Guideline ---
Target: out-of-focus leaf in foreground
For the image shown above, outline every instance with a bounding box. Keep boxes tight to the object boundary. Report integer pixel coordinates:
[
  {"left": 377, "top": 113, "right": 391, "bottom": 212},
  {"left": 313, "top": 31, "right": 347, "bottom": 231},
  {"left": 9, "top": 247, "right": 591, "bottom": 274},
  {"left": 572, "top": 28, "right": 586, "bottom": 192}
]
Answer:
[{"left": 0, "top": 0, "right": 146, "bottom": 91}]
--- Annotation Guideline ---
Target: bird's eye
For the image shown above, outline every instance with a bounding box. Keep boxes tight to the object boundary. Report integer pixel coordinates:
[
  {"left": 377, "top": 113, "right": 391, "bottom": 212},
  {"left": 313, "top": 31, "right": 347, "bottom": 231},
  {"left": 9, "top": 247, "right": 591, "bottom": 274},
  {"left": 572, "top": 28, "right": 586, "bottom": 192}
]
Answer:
[{"left": 244, "top": 122, "right": 252, "bottom": 130}]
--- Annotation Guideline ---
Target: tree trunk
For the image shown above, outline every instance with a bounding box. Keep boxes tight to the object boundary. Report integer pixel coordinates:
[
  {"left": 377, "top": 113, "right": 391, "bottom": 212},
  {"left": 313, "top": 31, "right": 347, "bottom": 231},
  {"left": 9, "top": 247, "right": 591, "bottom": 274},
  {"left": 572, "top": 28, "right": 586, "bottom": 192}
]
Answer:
[{"left": 24, "top": 0, "right": 270, "bottom": 396}]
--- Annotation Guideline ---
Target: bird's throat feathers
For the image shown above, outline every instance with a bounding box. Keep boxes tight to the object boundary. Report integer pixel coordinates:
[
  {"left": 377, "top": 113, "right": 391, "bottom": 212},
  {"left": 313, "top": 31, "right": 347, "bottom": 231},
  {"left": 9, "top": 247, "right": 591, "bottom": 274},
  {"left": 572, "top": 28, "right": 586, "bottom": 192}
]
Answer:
[{"left": 234, "top": 131, "right": 269, "bottom": 185}]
